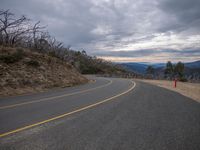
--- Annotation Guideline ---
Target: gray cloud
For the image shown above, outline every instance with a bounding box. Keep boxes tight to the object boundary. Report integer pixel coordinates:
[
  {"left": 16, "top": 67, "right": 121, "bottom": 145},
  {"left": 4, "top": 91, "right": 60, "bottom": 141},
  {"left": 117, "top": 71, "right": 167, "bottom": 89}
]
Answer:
[
  {"left": 92, "top": 49, "right": 200, "bottom": 57},
  {"left": 160, "top": 0, "right": 200, "bottom": 23},
  {"left": 1, "top": 0, "right": 200, "bottom": 62},
  {"left": 158, "top": 0, "right": 200, "bottom": 34}
]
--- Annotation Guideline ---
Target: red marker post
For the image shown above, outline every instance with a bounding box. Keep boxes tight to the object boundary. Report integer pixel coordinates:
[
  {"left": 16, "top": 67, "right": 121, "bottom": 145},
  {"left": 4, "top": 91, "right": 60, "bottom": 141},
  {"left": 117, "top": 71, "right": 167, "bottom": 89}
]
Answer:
[{"left": 174, "top": 78, "right": 177, "bottom": 88}]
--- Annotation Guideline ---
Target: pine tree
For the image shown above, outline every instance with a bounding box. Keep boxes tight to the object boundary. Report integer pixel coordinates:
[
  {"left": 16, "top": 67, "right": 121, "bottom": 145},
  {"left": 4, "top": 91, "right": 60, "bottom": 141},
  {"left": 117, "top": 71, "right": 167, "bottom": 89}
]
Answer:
[{"left": 164, "top": 61, "right": 174, "bottom": 79}]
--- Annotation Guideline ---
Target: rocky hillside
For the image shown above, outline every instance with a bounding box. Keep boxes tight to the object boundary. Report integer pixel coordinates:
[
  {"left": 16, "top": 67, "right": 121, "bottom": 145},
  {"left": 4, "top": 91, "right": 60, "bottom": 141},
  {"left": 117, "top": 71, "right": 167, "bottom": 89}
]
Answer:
[{"left": 0, "top": 47, "right": 88, "bottom": 96}]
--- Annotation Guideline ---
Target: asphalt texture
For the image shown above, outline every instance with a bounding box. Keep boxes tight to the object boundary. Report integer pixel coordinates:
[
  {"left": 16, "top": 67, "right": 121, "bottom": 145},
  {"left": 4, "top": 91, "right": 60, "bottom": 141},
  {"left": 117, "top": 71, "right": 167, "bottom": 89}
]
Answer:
[{"left": 0, "top": 77, "right": 200, "bottom": 150}]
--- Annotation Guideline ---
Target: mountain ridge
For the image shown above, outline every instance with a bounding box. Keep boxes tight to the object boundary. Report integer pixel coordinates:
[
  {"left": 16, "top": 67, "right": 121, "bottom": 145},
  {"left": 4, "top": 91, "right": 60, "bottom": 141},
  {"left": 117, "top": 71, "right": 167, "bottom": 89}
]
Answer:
[{"left": 120, "top": 60, "right": 200, "bottom": 74}]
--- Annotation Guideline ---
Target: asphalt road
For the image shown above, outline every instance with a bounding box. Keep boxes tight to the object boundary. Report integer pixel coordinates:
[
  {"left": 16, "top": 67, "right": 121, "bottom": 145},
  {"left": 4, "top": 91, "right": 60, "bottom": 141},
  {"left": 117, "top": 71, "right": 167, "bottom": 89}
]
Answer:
[{"left": 0, "top": 77, "right": 200, "bottom": 150}]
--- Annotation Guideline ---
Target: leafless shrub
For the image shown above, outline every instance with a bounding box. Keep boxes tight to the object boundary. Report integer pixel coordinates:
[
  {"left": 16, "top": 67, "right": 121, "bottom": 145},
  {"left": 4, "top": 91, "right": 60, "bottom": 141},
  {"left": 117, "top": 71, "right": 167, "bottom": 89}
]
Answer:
[{"left": 0, "top": 9, "right": 63, "bottom": 54}]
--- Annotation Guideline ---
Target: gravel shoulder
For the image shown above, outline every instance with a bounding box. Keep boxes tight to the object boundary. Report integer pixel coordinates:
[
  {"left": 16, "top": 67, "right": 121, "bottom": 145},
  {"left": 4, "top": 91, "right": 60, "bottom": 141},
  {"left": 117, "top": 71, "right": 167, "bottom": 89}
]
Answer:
[{"left": 138, "top": 79, "right": 200, "bottom": 103}]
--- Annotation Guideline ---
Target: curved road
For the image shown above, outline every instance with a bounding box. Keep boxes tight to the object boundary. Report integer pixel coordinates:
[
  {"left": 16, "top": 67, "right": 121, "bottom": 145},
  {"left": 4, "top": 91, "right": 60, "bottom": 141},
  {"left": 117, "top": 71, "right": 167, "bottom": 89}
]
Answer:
[{"left": 0, "top": 77, "right": 200, "bottom": 150}]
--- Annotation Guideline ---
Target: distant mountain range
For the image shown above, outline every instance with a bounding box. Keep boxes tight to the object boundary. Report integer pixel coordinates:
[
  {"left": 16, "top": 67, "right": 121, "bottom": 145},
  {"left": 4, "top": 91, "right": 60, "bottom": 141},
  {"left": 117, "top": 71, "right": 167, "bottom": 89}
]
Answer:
[
  {"left": 120, "top": 60, "right": 200, "bottom": 75},
  {"left": 119, "top": 62, "right": 164, "bottom": 74},
  {"left": 184, "top": 61, "right": 200, "bottom": 68}
]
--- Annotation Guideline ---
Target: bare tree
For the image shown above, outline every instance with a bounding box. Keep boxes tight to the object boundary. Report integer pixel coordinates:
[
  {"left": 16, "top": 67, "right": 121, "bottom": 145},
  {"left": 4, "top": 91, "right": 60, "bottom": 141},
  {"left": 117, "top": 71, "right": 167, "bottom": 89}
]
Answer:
[
  {"left": 32, "top": 21, "right": 46, "bottom": 49},
  {"left": 0, "top": 10, "right": 67, "bottom": 61},
  {"left": 0, "top": 10, "right": 30, "bottom": 45}
]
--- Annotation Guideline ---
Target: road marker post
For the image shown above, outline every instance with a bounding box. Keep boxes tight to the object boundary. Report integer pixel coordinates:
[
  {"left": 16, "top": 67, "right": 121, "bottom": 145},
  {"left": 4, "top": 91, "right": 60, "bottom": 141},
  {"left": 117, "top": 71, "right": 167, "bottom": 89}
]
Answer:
[{"left": 174, "top": 79, "right": 177, "bottom": 88}]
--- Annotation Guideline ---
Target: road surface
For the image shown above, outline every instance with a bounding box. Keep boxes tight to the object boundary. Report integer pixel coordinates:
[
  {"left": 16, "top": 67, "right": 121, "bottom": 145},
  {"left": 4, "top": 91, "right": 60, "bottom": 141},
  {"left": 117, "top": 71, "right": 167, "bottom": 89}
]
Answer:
[{"left": 0, "top": 77, "right": 200, "bottom": 150}]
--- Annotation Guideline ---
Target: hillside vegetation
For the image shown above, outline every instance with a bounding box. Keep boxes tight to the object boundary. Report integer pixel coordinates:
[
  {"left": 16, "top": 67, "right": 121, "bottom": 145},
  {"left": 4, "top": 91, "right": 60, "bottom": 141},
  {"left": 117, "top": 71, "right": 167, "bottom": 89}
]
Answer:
[{"left": 0, "top": 47, "right": 88, "bottom": 96}]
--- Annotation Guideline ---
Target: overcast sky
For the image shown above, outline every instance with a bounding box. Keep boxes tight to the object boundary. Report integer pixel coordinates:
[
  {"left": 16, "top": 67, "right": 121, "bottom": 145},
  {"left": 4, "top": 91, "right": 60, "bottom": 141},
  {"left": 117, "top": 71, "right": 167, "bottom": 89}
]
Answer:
[{"left": 1, "top": 0, "right": 200, "bottom": 62}]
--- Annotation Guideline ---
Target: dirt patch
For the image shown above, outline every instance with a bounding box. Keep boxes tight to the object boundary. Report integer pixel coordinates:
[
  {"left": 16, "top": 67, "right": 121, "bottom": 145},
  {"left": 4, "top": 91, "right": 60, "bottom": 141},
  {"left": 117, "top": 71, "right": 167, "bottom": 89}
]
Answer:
[{"left": 138, "top": 79, "right": 200, "bottom": 103}]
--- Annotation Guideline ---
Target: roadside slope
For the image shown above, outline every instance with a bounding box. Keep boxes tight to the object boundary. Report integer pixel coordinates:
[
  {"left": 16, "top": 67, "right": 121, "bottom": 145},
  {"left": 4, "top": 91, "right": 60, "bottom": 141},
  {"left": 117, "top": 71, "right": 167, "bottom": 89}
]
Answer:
[{"left": 0, "top": 47, "right": 88, "bottom": 96}]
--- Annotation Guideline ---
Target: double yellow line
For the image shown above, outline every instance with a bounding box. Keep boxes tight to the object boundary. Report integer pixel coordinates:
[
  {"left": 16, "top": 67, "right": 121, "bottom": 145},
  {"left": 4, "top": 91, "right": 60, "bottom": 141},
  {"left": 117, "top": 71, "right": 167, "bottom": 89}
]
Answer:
[
  {"left": 0, "top": 80, "right": 136, "bottom": 138},
  {"left": 0, "top": 78, "right": 112, "bottom": 110}
]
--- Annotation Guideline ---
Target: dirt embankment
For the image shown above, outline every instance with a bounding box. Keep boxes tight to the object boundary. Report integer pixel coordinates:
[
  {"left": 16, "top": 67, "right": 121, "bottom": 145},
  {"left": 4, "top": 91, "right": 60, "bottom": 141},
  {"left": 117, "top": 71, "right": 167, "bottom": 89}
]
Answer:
[
  {"left": 139, "top": 79, "right": 200, "bottom": 103},
  {"left": 0, "top": 47, "right": 88, "bottom": 96}
]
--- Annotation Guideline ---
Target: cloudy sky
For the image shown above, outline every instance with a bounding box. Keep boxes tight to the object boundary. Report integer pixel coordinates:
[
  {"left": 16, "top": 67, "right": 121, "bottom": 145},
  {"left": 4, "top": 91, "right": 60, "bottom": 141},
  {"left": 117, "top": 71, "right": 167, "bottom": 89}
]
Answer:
[{"left": 1, "top": 0, "right": 200, "bottom": 62}]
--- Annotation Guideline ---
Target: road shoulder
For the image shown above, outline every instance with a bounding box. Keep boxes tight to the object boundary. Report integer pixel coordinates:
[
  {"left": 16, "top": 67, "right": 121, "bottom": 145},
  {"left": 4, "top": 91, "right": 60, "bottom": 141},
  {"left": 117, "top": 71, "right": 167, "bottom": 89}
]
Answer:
[{"left": 136, "top": 79, "right": 200, "bottom": 103}]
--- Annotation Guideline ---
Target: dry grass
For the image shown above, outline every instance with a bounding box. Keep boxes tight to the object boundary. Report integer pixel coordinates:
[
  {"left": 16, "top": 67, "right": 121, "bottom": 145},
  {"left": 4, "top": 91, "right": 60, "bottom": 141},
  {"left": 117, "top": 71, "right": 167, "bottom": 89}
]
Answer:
[
  {"left": 0, "top": 47, "right": 88, "bottom": 97},
  {"left": 139, "top": 79, "right": 200, "bottom": 103}
]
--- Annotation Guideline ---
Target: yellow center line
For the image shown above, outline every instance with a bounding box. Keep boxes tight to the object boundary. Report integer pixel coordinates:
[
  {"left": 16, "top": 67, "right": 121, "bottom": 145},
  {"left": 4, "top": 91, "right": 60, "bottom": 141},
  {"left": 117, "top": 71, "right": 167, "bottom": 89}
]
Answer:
[
  {"left": 0, "top": 80, "right": 136, "bottom": 138},
  {"left": 0, "top": 78, "right": 112, "bottom": 110}
]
